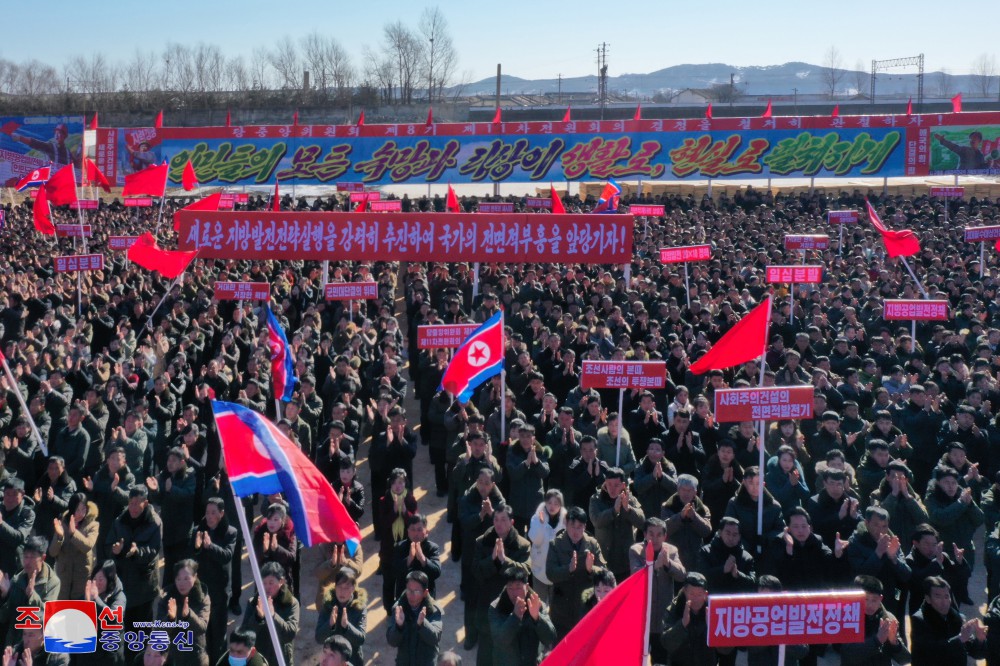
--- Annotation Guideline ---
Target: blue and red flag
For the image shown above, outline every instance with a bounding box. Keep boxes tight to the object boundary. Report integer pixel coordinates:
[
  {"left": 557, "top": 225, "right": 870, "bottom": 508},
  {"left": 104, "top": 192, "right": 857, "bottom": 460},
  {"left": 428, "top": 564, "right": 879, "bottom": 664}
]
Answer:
[
  {"left": 592, "top": 179, "right": 621, "bottom": 214},
  {"left": 266, "top": 306, "right": 296, "bottom": 402},
  {"left": 15, "top": 166, "right": 51, "bottom": 192},
  {"left": 439, "top": 310, "right": 504, "bottom": 404},
  {"left": 212, "top": 400, "right": 361, "bottom": 552}
]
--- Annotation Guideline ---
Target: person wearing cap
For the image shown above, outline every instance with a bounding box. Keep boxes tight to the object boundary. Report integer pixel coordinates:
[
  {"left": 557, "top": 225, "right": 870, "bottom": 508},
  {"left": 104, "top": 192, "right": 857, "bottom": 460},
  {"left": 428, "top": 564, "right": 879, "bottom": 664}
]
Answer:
[
  {"left": 811, "top": 410, "right": 864, "bottom": 470},
  {"left": 857, "top": 440, "right": 895, "bottom": 505},
  {"left": 107, "top": 485, "right": 163, "bottom": 627},
  {"left": 458, "top": 469, "right": 505, "bottom": 649},
  {"left": 894, "top": 384, "right": 946, "bottom": 495},
  {"left": 51, "top": 402, "right": 91, "bottom": 490},
  {"left": 660, "top": 572, "right": 731, "bottom": 666},
  {"left": 0, "top": 477, "right": 34, "bottom": 577},
  {"left": 939, "top": 440, "right": 988, "bottom": 502}
]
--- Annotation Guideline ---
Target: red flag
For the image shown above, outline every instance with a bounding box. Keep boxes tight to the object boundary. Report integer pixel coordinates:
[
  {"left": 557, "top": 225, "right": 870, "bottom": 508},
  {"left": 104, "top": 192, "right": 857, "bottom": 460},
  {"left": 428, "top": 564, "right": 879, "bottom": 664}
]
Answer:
[
  {"left": 272, "top": 182, "right": 281, "bottom": 212},
  {"left": 44, "top": 164, "right": 77, "bottom": 206},
  {"left": 176, "top": 193, "right": 223, "bottom": 231},
  {"left": 181, "top": 160, "right": 198, "bottom": 191},
  {"left": 705, "top": 103, "right": 713, "bottom": 120},
  {"left": 550, "top": 184, "right": 566, "bottom": 214},
  {"left": 831, "top": 105, "right": 839, "bottom": 118},
  {"left": 123, "top": 163, "right": 168, "bottom": 197},
  {"left": 540, "top": 565, "right": 649, "bottom": 666},
  {"left": 426, "top": 107, "right": 434, "bottom": 126},
  {"left": 951, "top": 93, "right": 962, "bottom": 113},
  {"left": 866, "top": 199, "right": 920, "bottom": 258},
  {"left": 225, "top": 110, "right": 231, "bottom": 127},
  {"left": 84, "top": 159, "right": 112, "bottom": 193},
  {"left": 761, "top": 100, "right": 773, "bottom": 118},
  {"left": 492, "top": 107, "right": 502, "bottom": 124},
  {"left": 995, "top": 239, "right": 1000, "bottom": 252},
  {"left": 446, "top": 185, "right": 460, "bottom": 213},
  {"left": 154, "top": 110, "right": 163, "bottom": 128},
  {"left": 357, "top": 110, "right": 365, "bottom": 127},
  {"left": 127, "top": 232, "right": 197, "bottom": 279},
  {"left": 633, "top": 103, "right": 641, "bottom": 121},
  {"left": 906, "top": 98, "right": 913, "bottom": 116},
  {"left": 354, "top": 193, "right": 370, "bottom": 213},
  {"left": 689, "top": 296, "right": 772, "bottom": 375},
  {"left": 32, "top": 185, "right": 54, "bottom": 235},
  {"left": 292, "top": 110, "right": 299, "bottom": 127},
  {"left": 562, "top": 106, "right": 571, "bottom": 123},
  {"left": 89, "top": 113, "right": 98, "bottom": 130}
]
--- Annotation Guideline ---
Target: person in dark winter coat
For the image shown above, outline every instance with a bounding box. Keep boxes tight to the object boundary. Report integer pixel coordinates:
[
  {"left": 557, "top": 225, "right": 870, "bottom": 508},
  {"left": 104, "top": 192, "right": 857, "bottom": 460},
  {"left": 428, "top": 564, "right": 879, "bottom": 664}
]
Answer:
[
  {"left": 147, "top": 447, "right": 197, "bottom": 586},
  {"left": 505, "top": 425, "right": 550, "bottom": 530},
  {"left": 386, "top": 571, "right": 443, "bottom": 666},
  {"left": 32, "top": 456, "right": 76, "bottom": 543},
  {"left": 589, "top": 467, "right": 645, "bottom": 582},
  {"left": 910, "top": 576, "right": 987, "bottom": 666},
  {"left": 316, "top": 569, "right": 368, "bottom": 666},
  {"left": 696, "top": 517, "right": 757, "bottom": 594},
  {"left": 661, "top": 475, "right": 712, "bottom": 571},
  {"left": 925, "top": 465, "right": 985, "bottom": 573},
  {"left": 869, "top": 461, "right": 929, "bottom": 555},
  {"left": 660, "top": 573, "right": 732, "bottom": 666},
  {"left": 762, "top": 507, "right": 850, "bottom": 590},
  {"left": 457, "top": 469, "right": 505, "bottom": 649},
  {"left": 805, "top": 468, "right": 862, "bottom": 549},
  {"left": 190, "top": 497, "right": 238, "bottom": 664},
  {"left": 545, "top": 506, "right": 606, "bottom": 640},
  {"left": 88, "top": 447, "right": 135, "bottom": 561},
  {"left": 155, "top": 559, "right": 211, "bottom": 666},
  {"left": 487, "top": 567, "right": 556, "bottom": 666},
  {"left": 106, "top": 486, "right": 161, "bottom": 627},
  {"left": 630, "top": 518, "right": 686, "bottom": 665},
  {"left": 631, "top": 439, "right": 678, "bottom": 521},
  {"left": 391, "top": 514, "right": 442, "bottom": 602},
  {"left": 331, "top": 459, "right": 366, "bottom": 527},
  {"left": 847, "top": 506, "right": 913, "bottom": 628},
  {"left": 700, "top": 441, "right": 743, "bottom": 532},
  {"left": 723, "top": 467, "right": 785, "bottom": 555},
  {"left": 240, "top": 562, "right": 301, "bottom": 666},
  {"left": 377, "top": 469, "right": 419, "bottom": 611},
  {"left": 0, "top": 477, "right": 35, "bottom": 578},
  {"left": 906, "top": 523, "right": 971, "bottom": 615},
  {"left": 252, "top": 502, "right": 298, "bottom": 593},
  {"left": 78, "top": 560, "right": 127, "bottom": 666},
  {"left": 215, "top": 629, "right": 268, "bottom": 666},
  {"left": 746, "top": 576, "right": 808, "bottom": 666},
  {"left": 839, "top": 575, "right": 910, "bottom": 666}
]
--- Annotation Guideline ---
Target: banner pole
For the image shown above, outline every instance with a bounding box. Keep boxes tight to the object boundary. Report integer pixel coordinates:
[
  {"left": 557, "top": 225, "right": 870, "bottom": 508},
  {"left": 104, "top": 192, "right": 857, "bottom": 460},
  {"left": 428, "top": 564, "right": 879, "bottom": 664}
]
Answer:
[
  {"left": 472, "top": 262, "right": 480, "bottom": 300},
  {"left": 839, "top": 222, "right": 844, "bottom": 259},
  {"left": 0, "top": 354, "right": 46, "bottom": 456},
  {"left": 275, "top": 399, "right": 282, "bottom": 422},
  {"left": 912, "top": 319, "right": 916, "bottom": 343},
  {"left": 756, "top": 296, "right": 772, "bottom": 551},
  {"left": 140, "top": 273, "right": 184, "bottom": 339},
  {"left": 154, "top": 159, "right": 169, "bottom": 236},
  {"left": 616, "top": 388, "right": 625, "bottom": 468},
  {"left": 981, "top": 241, "right": 985, "bottom": 279},
  {"left": 899, "top": 256, "right": 930, "bottom": 299},
  {"left": 684, "top": 262, "right": 691, "bottom": 309},
  {"left": 777, "top": 643, "right": 786, "bottom": 666},
  {"left": 499, "top": 308, "right": 506, "bottom": 446},
  {"left": 642, "top": 548, "right": 653, "bottom": 665}
]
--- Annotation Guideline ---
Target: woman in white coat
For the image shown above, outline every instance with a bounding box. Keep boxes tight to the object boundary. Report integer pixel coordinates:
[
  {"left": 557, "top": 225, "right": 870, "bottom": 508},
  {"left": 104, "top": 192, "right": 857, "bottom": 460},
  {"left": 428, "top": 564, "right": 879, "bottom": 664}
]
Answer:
[{"left": 527, "top": 489, "right": 566, "bottom": 604}]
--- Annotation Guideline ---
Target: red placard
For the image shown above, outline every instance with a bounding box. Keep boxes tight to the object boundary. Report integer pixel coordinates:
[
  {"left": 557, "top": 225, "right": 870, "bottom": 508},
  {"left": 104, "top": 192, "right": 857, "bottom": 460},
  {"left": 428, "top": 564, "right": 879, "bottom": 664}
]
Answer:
[
  {"left": 324, "top": 282, "right": 378, "bottom": 301},
  {"left": 55, "top": 225, "right": 92, "bottom": 238},
  {"left": 784, "top": 234, "right": 830, "bottom": 250},
  {"left": 660, "top": 244, "right": 711, "bottom": 264},
  {"left": 53, "top": 254, "right": 105, "bottom": 273},
  {"left": 108, "top": 236, "right": 139, "bottom": 250},
  {"left": 369, "top": 200, "right": 402, "bottom": 212},
  {"left": 176, "top": 212, "right": 633, "bottom": 264},
  {"left": 882, "top": 299, "right": 949, "bottom": 321},
  {"left": 350, "top": 191, "right": 380, "bottom": 203},
  {"left": 827, "top": 210, "right": 858, "bottom": 224},
  {"left": 68, "top": 199, "right": 99, "bottom": 210},
  {"left": 580, "top": 360, "right": 667, "bottom": 390},
  {"left": 714, "top": 386, "right": 815, "bottom": 422},
  {"left": 525, "top": 196, "right": 552, "bottom": 209},
  {"left": 930, "top": 186, "right": 965, "bottom": 198},
  {"left": 336, "top": 182, "right": 365, "bottom": 192},
  {"left": 964, "top": 225, "right": 1000, "bottom": 242},
  {"left": 478, "top": 202, "right": 515, "bottom": 214},
  {"left": 707, "top": 591, "right": 865, "bottom": 647},
  {"left": 212, "top": 281, "right": 271, "bottom": 301},
  {"left": 234, "top": 193, "right": 249, "bottom": 203},
  {"left": 27, "top": 189, "right": 37, "bottom": 199},
  {"left": 218, "top": 194, "right": 236, "bottom": 210},
  {"left": 630, "top": 204, "right": 665, "bottom": 216},
  {"left": 124, "top": 197, "right": 154, "bottom": 207},
  {"left": 765, "top": 265, "right": 823, "bottom": 283},
  {"left": 417, "top": 324, "right": 480, "bottom": 349}
]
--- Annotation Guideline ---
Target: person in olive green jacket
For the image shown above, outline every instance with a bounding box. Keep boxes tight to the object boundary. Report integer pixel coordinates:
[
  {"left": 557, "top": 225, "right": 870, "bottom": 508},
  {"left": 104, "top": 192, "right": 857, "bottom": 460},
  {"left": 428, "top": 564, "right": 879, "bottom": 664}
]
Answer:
[
  {"left": 488, "top": 567, "right": 556, "bottom": 666},
  {"left": 544, "top": 506, "right": 606, "bottom": 640}
]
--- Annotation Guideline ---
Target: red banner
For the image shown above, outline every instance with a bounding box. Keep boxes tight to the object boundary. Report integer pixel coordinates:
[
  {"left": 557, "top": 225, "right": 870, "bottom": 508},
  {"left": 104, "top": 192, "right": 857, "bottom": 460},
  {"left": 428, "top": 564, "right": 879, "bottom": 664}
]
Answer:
[
  {"left": 525, "top": 197, "right": 552, "bottom": 209},
  {"left": 660, "top": 244, "right": 711, "bottom": 264},
  {"left": 55, "top": 225, "right": 92, "bottom": 238},
  {"left": 714, "top": 386, "right": 815, "bottom": 422},
  {"left": 124, "top": 197, "right": 154, "bottom": 207},
  {"left": 108, "top": 236, "right": 139, "bottom": 250},
  {"left": 95, "top": 128, "right": 118, "bottom": 185},
  {"left": 827, "top": 210, "right": 859, "bottom": 224},
  {"left": 212, "top": 281, "right": 271, "bottom": 301},
  {"left": 417, "top": 324, "right": 480, "bottom": 349},
  {"left": 630, "top": 204, "right": 665, "bottom": 216},
  {"left": 68, "top": 199, "right": 99, "bottom": 210},
  {"left": 336, "top": 182, "right": 365, "bottom": 192},
  {"left": 176, "top": 212, "right": 633, "bottom": 263},
  {"left": 234, "top": 193, "right": 249, "bottom": 203},
  {"left": 350, "top": 191, "right": 380, "bottom": 203},
  {"left": 218, "top": 194, "right": 236, "bottom": 210},
  {"left": 324, "top": 282, "right": 378, "bottom": 301},
  {"left": 964, "top": 225, "right": 1000, "bottom": 242},
  {"left": 369, "top": 200, "right": 402, "bottom": 212},
  {"left": 882, "top": 299, "right": 949, "bottom": 321},
  {"left": 784, "top": 234, "right": 830, "bottom": 251},
  {"left": 930, "top": 186, "right": 965, "bottom": 198},
  {"left": 765, "top": 265, "right": 823, "bottom": 283},
  {"left": 478, "top": 202, "right": 515, "bottom": 214},
  {"left": 707, "top": 591, "right": 865, "bottom": 647},
  {"left": 53, "top": 254, "right": 105, "bottom": 273},
  {"left": 580, "top": 360, "right": 667, "bottom": 390}
]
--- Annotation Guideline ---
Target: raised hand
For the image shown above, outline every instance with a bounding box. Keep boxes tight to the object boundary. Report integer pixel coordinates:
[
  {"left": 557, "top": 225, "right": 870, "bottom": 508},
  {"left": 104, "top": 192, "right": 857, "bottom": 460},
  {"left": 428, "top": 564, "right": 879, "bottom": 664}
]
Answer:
[
  {"left": 394, "top": 605, "right": 404, "bottom": 627},
  {"left": 340, "top": 605, "right": 349, "bottom": 628},
  {"left": 166, "top": 597, "right": 177, "bottom": 620},
  {"left": 52, "top": 519, "right": 63, "bottom": 539},
  {"left": 682, "top": 600, "right": 692, "bottom": 627},
  {"left": 181, "top": 596, "right": 190, "bottom": 618},
  {"left": 329, "top": 606, "right": 339, "bottom": 627},
  {"left": 527, "top": 592, "right": 542, "bottom": 620},
  {"left": 834, "top": 532, "right": 849, "bottom": 559},
  {"left": 585, "top": 550, "right": 595, "bottom": 573},
  {"left": 569, "top": 551, "right": 578, "bottom": 573},
  {"left": 513, "top": 596, "right": 527, "bottom": 620},
  {"left": 112, "top": 539, "right": 124, "bottom": 556},
  {"left": 783, "top": 527, "right": 795, "bottom": 556},
  {"left": 417, "top": 608, "right": 426, "bottom": 626}
]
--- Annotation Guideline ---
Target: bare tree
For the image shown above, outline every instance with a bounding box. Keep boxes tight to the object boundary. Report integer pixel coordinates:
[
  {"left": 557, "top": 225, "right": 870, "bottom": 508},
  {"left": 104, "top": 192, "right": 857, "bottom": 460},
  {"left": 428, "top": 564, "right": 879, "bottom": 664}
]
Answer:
[
  {"left": 12, "top": 60, "right": 59, "bottom": 96},
  {"left": 249, "top": 48, "right": 272, "bottom": 90},
  {"left": 383, "top": 21, "right": 424, "bottom": 105},
  {"left": 821, "top": 46, "right": 845, "bottom": 98},
  {"left": 419, "top": 7, "right": 457, "bottom": 102},
  {"left": 363, "top": 46, "right": 395, "bottom": 105},
  {"left": 852, "top": 59, "right": 870, "bottom": 97},
  {"left": 972, "top": 53, "right": 998, "bottom": 97},
  {"left": 123, "top": 50, "right": 158, "bottom": 92},
  {"left": 162, "top": 43, "right": 197, "bottom": 93},
  {"left": 937, "top": 69, "right": 953, "bottom": 97},
  {"left": 190, "top": 43, "right": 226, "bottom": 93},
  {"left": 269, "top": 37, "right": 301, "bottom": 89},
  {"left": 226, "top": 55, "right": 253, "bottom": 93},
  {"left": 300, "top": 32, "right": 354, "bottom": 99},
  {"left": 0, "top": 59, "right": 16, "bottom": 94}
]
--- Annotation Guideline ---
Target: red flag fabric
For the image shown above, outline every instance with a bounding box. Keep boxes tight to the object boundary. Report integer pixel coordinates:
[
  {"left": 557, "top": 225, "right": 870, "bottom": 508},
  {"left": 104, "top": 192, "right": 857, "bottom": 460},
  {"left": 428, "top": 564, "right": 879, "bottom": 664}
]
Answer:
[
  {"left": 906, "top": 98, "right": 913, "bottom": 116},
  {"left": 995, "top": 239, "right": 1000, "bottom": 252},
  {"left": 357, "top": 110, "right": 365, "bottom": 127},
  {"left": 550, "top": 184, "right": 566, "bottom": 214},
  {"left": 122, "top": 163, "right": 168, "bottom": 197},
  {"left": 762, "top": 100, "right": 773, "bottom": 118},
  {"left": 44, "top": 164, "right": 77, "bottom": 206},
  {"left": 293, "top": 110, "right": 299, "bottom": 127},
  {"left": 426, "top": 107, "right": 434, "bottom": 127},
  {"left": 689, "top": 296, "right": 772, "bottom": 375},
  {"left": 831, "top": 105, "right": 840, "bottom": 118},
  {"left": 562, "top": 106, "right": 571, "bottom": 123},
  {"left": 89, "top": 113, "right": 98, "bottom": 131},
  {"left": 127, "top": 232, "right": 197, "bottom": 279},
  {"left": 446, "top": 185, "right": 460, "bottom": 213},
  {"left": 272, "top": 182, "right": 281, "bottom": 212},
  {"left": 951, "top": 93, "right": 962, "bottom": 113},
  {"left": 866, "top": 199, "right": 920, "bottom": 258},
  {"left": 633, "top": 103, "right": 641, "bottom": 121},
  {"left": 540, "top": 565, "right": 649, "bottom": 666},
  {"left": 84, "top": 159, "right": 112, "bottom": 193},
  {"left": 705, "top": 103, "right": 713, "bottom": 120},
  {"left": 32, "top": 185, "right": 54, "bottom": 235},
  {"left": 181, "top": 160, "right": 198, "bottom": 191},
  {"left": 225, "top": 110, "right": 231, "bottom": 127},
  {"left": 176, "top": 193, "right": 223, "bottom": 231},
  {"left": 154, "top": 110, "right": 163, "bottom": 128},
  {"left": 492, "top": 107, "right": 502, "bottom": 124}
]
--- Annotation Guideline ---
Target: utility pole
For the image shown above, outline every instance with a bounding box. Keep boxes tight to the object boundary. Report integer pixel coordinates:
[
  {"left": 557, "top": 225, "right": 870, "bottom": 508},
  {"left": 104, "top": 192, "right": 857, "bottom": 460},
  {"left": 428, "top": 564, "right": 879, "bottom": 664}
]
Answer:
[
  {"left": 557, "top": 73, "right": 562, "bottom": 104},
  {"left": 596, "top": 43, "right": 608, "bottom": 120},
  {"left": 793, "top": 87, "right": 798, "bottom": 115},
  {"left": 730, "top": 72, "right": 735, "bottom": 107}
]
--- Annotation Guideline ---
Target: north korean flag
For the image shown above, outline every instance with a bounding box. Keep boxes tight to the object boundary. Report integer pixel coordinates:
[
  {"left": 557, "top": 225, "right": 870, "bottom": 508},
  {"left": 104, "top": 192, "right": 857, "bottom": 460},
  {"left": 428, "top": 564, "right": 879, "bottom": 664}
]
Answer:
[
  {"left": 440, "top": 310, "right": 504, "bottom": 404},
  {"left": 15, "top": 166, "right": 51, "bottom": 192}
]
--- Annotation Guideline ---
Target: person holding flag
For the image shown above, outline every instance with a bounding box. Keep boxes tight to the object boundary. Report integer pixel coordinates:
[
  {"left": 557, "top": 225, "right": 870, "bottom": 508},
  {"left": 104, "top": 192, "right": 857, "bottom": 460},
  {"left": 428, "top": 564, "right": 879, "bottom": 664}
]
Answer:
[{"left": 267, "top": 305, "right": 297, "bottom": 415}]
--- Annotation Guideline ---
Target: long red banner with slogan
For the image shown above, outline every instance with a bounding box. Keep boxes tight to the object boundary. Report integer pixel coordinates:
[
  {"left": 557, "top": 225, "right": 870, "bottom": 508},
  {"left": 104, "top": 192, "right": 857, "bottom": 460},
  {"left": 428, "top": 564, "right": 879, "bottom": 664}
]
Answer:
[
  {"left": 417, "top": 324, "right": 480, "bottom": 349},
  {"left": 714, "top": 386, "right": 815, "bottom": 422},
  {"left": 882, "top": 299, "right": 949, "bottom": 320},
  {"left": 580, "top": 360, "right": 666, "bottom": 390},
  {"left": 707, "top": 591, "right": 865, "bottom": 647},
  {"left": 212, "top": 281, "right": 271, "bottom": 301}
]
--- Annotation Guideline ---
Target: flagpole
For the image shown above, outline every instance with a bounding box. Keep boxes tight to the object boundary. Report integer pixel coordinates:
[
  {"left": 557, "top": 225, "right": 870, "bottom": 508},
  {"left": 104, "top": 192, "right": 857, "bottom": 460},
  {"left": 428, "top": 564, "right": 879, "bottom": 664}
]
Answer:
[
  {"left": 899, "top": 256, "right": 930, "bottom": 299},
  {"left": 0, "top": 354, "right": 47, "bottom": 456},
  {"left": 154, "top": 159, "right": 170, "bottom": 236},
  {"left": 499, "top": 308, "right": 506, "bottom": 447},
  {"left": 757, "top": 295, "right": 772, "bottom": 551},
  {"left": 616, "top": 388, "right": 624, "bottom": 468},
  {"left": 140, "top": 272, "right": 184, "bottom": 339},
  {"left": 642, "top": 543, "right": 654, "bottom": 666}
]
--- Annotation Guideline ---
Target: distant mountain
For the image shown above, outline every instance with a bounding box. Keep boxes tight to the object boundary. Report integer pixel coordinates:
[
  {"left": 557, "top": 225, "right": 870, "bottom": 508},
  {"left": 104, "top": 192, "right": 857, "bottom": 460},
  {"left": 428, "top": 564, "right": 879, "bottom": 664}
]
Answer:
[{"left": 458, "top": 62, "right": 983, "bottom": 99}]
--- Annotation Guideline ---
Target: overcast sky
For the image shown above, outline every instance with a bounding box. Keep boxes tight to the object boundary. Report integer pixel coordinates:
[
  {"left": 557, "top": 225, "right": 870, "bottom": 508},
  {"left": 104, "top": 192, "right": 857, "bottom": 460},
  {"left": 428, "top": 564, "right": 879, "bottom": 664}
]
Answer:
[{"left": 3, "top": 0, "right": 994, "bottom": 83}]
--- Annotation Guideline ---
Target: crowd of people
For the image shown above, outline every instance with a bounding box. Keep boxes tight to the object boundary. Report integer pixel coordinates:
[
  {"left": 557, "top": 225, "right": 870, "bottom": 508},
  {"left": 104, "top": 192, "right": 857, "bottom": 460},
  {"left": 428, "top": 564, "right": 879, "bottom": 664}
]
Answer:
[{"left": 0, "top": 184, "right": 997, "bottom": 666}]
